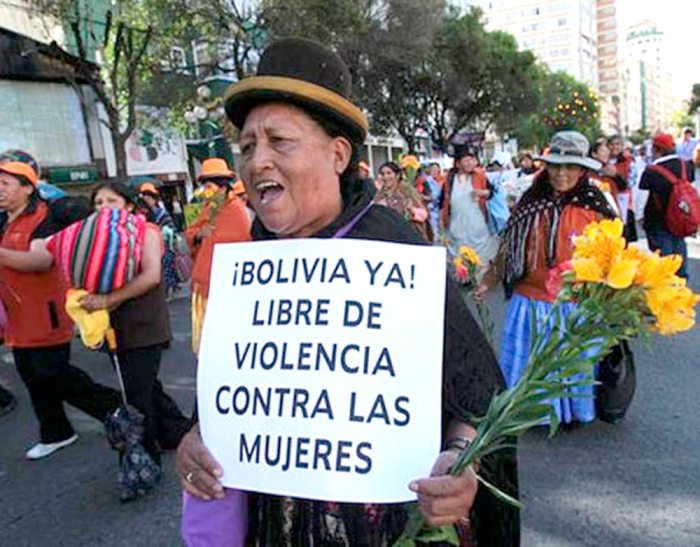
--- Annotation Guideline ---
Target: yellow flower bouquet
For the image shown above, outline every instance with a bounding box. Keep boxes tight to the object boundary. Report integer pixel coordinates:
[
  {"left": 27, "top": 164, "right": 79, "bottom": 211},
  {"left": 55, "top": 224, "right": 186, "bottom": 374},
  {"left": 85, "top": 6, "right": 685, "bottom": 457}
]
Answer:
[
  {"left": 396, "top": 218, "right": 698, "bottom": 546},
  {"left": 452, "top": 245, "right": 494, "bottom": 345},
  {"left": 193, "top": 182, "right": 229, "bottom": 223}
]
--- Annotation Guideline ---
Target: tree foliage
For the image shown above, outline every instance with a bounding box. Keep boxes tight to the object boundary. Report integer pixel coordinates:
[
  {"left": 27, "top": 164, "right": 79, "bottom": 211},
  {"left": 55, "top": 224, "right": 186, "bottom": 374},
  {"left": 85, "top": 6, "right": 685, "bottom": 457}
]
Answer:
[
  {"left": 513, "top": 71, "right": 600, "bottom": 148},
  {"left": 687, "top": 83, "right": 700, "bottom": 115},
  {"left": 27, "top": 0, "right": 156, "bottom": 176},
  {"left": 24, "top": 0, "right": 601, "bottom": 163},
  {"left": 261, "top": 1, "right": 543, "bottom": 152}
]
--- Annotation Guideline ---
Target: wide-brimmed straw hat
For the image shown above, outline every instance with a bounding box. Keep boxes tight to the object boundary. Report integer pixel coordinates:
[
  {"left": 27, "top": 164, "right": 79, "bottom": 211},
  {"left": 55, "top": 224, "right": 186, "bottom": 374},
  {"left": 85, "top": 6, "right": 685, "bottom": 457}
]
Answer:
[
  {"left": 224, "top": 38, "right": 369, "bottom": 143},
  {"left": 535, "top": 131, "right": 601, "bottom": 171}
]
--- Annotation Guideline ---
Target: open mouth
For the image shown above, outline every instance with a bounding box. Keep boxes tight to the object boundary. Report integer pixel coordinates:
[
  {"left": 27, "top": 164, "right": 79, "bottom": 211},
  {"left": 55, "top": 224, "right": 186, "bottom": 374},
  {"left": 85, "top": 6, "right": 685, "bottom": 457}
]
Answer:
[{"left": 255, "top": 181, "right": 285, "bottom": 205}]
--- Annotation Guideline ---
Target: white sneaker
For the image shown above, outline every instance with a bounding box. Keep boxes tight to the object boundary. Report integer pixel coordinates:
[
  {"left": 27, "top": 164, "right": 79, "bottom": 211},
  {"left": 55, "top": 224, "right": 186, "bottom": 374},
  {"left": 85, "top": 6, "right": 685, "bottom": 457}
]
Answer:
[{"left": 25, "top": 434, "right": 79, "bottom": 460}]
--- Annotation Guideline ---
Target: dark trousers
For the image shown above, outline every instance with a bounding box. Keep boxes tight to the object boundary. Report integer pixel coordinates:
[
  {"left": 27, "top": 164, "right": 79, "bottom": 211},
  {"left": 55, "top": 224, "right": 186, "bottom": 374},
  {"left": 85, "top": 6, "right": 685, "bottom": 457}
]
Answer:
[
  {"left": 647, "top": 229, "right": 689, "bottom": 278},
  {"left": 14, "top": 343, "right": 120, "bottom": 444},
  {"left": 0, "top": 383, "right": 15, "bottom": 409},
  {"left": 116, "top": 344, "right": 189, "bottom": 463}
]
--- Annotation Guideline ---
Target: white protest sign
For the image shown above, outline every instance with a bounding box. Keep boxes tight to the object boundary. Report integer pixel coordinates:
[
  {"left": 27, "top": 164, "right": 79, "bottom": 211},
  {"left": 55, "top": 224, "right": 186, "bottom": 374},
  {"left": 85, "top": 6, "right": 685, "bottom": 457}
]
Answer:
[{"left": 198, "top": 238, "right": 446, "bottom": 503}]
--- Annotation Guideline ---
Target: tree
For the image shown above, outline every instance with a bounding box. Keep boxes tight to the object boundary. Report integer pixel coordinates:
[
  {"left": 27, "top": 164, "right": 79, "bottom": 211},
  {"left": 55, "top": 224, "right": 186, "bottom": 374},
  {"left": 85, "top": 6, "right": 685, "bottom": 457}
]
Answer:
[
  {"left": 355, "top": 0, "right": 446, "bottom": 152},
  {"left": 687, "top": 83, "right": 700, "bottom": 115},
  {"left": 261, "top": 0, "right": 441, "bottom": 150},
  {"left": 423, "top": 8, "right": 540, "bottom": 150},
  {"left": 261, "top": 2, "right": 541, "bottom": 153},
  {"left": 29, "top": 0, "right": 153, "bottom": 177},
  {"left": 136, "top": 0, "right": 266, "bottom": 142},
  {"left": 513, "top": 70, "right": 600, "bottom": 148},
  {"left": 670, "top": 108, "right": 694, "bottom": 134}
]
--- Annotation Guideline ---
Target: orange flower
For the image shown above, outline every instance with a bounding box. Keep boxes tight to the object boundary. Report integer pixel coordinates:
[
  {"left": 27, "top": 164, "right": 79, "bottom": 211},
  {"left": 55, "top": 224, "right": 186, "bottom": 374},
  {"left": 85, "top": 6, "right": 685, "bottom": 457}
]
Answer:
[
  {"left": 571, "top": 218, "right": 639, "bottom": 289},
  {"left": 400, "top": 154, "right": 420, "bottom": 171}
]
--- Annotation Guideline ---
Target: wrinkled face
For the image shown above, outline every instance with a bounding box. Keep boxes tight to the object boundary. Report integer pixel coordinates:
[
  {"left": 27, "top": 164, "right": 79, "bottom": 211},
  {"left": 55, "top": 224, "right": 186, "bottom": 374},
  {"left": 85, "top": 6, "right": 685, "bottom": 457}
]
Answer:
[
  {"left": 546, "top": 163, "right": 584, "bottom": 196},
  {"left": 238, "top": 102, "right": 351, "bottom": 238},
  {"left": 93, "top": 188, "right": 133, "bottom": 212},
  {"left": 609, "top": 139, "right": 622, "bottom": 156},
  {"left": 0, "top": 172, "right": 33, "bottom": 212},
  {"left": 458, "top": 155, "right": 478, "bottom": 173},
  {"left": 592, "top": 144, "right": 610, "bottom": 164},
  {"left": 378, "top": 166, "right": 399, "bottom": 190}
]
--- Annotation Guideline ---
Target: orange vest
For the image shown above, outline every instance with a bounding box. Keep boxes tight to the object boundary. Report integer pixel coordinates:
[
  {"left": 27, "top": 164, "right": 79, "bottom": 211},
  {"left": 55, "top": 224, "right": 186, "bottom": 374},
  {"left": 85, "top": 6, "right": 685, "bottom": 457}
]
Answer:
[
  {"left": 0, "top": 202, "right": 73, "bottom": 348},
  {"left": 185, "top": 197, "right": 252, "bottom": 298},
  {"left": 515, "top": 206, "right": 601, "bottom": 303},
  {"left": 440, "top": 168, "right": 490, "bottom": 228}
]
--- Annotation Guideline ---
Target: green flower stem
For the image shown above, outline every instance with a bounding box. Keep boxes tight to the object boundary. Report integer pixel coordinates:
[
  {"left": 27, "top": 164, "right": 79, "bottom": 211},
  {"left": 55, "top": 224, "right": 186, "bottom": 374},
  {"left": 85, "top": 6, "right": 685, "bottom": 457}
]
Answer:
[{"left": 398, "top": 282, "right": 650, "bottom": 546}]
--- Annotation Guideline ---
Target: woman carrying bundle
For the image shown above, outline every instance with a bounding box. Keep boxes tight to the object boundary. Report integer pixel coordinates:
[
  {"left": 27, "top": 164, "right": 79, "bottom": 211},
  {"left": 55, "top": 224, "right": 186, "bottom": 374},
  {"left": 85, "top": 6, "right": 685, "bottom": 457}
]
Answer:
[
  {"left": 79, "top": 181, "right": 190, "bottom": 463},
  {"left": 4, "top": 179, "right": 190, "bottom": 468}
]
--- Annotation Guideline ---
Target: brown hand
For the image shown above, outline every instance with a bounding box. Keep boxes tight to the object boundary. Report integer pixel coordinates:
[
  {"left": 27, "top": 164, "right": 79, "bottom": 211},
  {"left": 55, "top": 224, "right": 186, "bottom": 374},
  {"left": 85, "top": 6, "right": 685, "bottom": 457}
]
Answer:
[
  {"left": 410, "top": 450, "right": 478, "bottom": 528},
  {"left": 176, "top": 425, "right": 225, "bottom": 500}
]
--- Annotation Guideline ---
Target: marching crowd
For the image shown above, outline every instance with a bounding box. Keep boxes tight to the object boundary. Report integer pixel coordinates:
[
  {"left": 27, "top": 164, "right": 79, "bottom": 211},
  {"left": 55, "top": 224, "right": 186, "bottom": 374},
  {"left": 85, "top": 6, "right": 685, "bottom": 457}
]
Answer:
[{"left": 1, "top": 37, "right": 699, "bottom": 546}]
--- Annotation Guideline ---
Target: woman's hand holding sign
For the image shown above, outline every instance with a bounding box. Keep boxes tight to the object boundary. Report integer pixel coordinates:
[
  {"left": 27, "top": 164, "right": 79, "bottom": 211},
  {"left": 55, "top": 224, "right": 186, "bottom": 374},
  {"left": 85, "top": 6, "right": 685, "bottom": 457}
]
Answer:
[
  {"left": 177, "top": 422, "right": 479, "bottom": 527},
  {"left": 177, "top": 425, "right": 225, "bottom": 500}
]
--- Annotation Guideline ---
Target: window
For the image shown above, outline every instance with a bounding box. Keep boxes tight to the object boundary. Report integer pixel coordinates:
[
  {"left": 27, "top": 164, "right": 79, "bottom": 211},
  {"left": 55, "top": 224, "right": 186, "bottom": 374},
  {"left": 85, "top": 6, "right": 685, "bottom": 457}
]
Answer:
[
  {"left": 548, "top": 2, "right": 570, "bottom": 13},
  {"left": 217, "top": 40, "right": 238, "bottom": 79},
  {"left": 0, "top": 81, "right": 91, "bottom": 167},
  {"left": 549, "top": 32, "right": 570, "bottom": 44},
  {"left": 170, "top": 47, "right": 187, "bottom": 71},
  {"left": 193, "top": 40, "right": 213, "bottom": 78},
  {"left": 522, "top": 6, "right": 541, "bottom": 17}
]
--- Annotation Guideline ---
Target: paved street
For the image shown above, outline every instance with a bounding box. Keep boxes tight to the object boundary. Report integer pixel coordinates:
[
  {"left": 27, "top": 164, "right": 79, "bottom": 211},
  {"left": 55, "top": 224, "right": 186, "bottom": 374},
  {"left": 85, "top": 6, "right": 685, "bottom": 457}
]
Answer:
[{"left": 1, "top": 260, "right": 699, "bottom": 547}]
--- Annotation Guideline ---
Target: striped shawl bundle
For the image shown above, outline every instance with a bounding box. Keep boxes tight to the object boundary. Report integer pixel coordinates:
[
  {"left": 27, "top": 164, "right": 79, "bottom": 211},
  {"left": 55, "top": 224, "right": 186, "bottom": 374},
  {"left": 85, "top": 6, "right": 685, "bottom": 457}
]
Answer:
[{"left": 47, "top": 208, "right": 146, "bottom": 294}]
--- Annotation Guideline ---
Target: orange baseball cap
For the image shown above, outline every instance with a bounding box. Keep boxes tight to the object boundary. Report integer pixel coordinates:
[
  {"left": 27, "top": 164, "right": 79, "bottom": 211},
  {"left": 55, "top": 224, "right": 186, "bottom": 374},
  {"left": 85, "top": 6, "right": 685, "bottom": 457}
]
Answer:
[
  {"left": 0, "top": 161, "right": 38, "bottom": 187},
  {"left": 198, "top": 158, "right": 235, "bottom": 181},
  {"left": 139, "top": 182, "right": 160, "bottom": 195}
]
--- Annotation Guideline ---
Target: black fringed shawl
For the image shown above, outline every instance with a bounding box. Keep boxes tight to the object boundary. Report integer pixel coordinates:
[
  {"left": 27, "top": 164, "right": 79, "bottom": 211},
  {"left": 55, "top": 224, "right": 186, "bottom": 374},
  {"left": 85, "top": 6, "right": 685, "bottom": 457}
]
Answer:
[{"left": 503, "top": 170, "right": 617, "bottom": 293}]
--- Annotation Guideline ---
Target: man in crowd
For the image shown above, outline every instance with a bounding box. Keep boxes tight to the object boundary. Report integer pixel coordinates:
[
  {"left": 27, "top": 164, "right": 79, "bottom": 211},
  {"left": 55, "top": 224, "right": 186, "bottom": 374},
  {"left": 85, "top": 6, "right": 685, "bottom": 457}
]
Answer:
[
  {"left": 517, "top": 152, "right": 536, "bottom": 176},
  {"left": 640, "top": 133, "right": 696, "bottom": 278},
  {"left": 677, "top": 128, "right": 698, "bottom": 164}
]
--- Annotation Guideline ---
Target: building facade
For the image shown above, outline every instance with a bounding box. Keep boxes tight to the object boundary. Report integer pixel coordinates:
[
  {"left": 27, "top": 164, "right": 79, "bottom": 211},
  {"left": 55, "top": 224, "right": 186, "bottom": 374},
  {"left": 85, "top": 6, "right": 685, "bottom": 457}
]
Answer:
[
  {"left": 468, "top": 0, "right": 598, "bottom": 86},
  {"left": 596, "top": 0, "right": 621, "bottom": 135},
  {"left": 620, "top": 20, "right": 674, "bottom": 135}
]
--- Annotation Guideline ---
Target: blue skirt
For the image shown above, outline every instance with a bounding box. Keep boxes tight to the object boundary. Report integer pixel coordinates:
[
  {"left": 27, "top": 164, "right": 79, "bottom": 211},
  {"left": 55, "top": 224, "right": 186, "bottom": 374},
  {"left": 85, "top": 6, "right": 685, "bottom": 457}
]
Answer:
[{"left": 499, "top": 293, "right": 599, "bottom": 424}]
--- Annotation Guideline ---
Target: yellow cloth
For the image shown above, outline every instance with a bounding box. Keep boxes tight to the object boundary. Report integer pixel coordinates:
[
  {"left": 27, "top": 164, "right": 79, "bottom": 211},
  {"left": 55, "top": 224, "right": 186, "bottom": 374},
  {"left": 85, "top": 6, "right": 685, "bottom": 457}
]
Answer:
[
  {"left": 64, "top": 288, "right": 110, "bottom": 349},
  {"left": 191, "top": 289, "right": 207, "bottom": 355}
]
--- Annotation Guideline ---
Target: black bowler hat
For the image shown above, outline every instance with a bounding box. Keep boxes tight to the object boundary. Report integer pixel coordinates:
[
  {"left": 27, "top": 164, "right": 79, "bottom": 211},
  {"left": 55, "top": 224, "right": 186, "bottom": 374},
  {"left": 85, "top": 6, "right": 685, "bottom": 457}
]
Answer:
[{"left": 224, "top": 38, "right": 369, "bottom": 143}]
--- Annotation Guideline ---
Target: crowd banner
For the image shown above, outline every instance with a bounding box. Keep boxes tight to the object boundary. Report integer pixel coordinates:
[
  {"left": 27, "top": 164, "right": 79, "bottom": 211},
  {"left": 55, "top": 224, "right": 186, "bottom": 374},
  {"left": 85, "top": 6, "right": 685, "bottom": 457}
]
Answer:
[{"left": 198, "top": 239, "right": 446, "bottom": 503}]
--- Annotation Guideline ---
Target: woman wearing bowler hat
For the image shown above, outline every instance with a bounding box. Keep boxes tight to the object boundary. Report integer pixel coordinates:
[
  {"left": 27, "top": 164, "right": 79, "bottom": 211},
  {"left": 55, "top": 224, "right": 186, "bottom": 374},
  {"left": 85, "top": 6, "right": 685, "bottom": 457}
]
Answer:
[{"left": 177, "top": 38, "right": 518, "bottom": 546}]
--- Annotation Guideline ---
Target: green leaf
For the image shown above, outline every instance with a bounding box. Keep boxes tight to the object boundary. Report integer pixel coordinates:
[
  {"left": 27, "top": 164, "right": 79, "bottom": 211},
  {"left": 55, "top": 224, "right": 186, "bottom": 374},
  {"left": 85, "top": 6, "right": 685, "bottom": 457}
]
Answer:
[
  {"left": 548, "top": 408, "right": 560, "bottom": 438},
  {"left": 415, "top": 524, "right": 460, "bottom": 544},
  {"left": 476, "top": 473, "right": 523, "bottom": 508}
]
